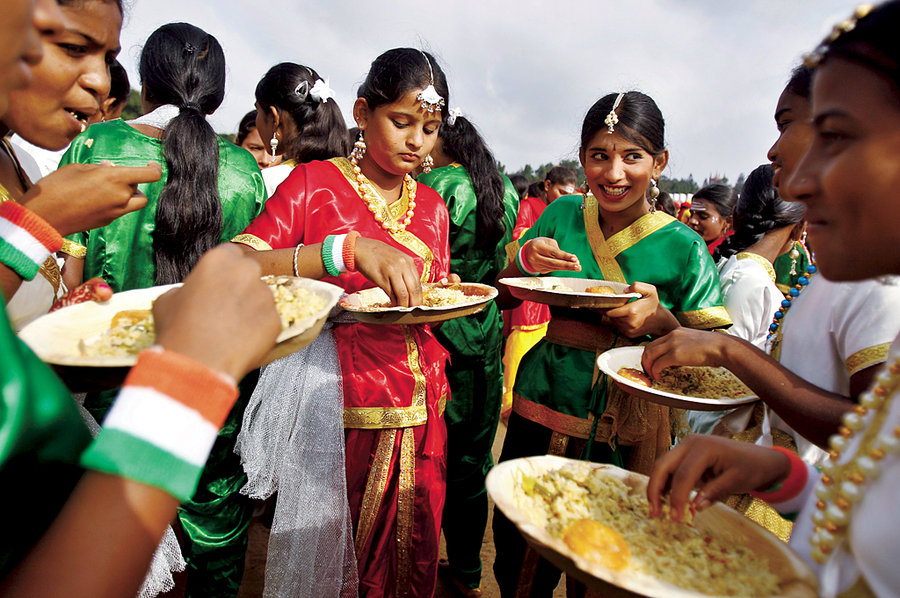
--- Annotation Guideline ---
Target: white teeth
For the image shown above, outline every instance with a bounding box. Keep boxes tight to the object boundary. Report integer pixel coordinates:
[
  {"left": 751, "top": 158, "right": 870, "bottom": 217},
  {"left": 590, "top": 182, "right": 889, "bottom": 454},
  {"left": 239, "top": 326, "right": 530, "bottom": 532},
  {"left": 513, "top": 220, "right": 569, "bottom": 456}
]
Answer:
[
  {"left": 603, "top": 186, "right": 628, "bottom": 196},
  {"left": 80, "top": 121, "right": 87, "bottom": 133}
]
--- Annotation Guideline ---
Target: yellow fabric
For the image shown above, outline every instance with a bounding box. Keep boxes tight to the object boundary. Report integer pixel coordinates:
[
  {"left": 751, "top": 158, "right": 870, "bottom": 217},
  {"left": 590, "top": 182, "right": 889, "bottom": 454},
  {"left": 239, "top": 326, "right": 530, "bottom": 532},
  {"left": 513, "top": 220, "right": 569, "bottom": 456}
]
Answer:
[{"left": 501, "top": 324, "right": 547, "bottom": 416}]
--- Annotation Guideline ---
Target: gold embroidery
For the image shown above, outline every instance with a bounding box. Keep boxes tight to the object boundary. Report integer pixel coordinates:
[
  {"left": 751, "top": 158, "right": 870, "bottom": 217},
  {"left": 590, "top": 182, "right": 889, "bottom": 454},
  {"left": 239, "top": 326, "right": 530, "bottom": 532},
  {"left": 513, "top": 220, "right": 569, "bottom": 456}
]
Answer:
[
  {"left": 0, "top": 183, "right": 14, "bottom": 204},
  {"left": 512, "top": 395, "right": 598, "bottom": 440},
  {"left": 582, "top": 194, "right": 626, "bottom": 283},
  {"left": 330, "top": 157, "right": 433, "bottom": 281},
  {"left": 437, "top": 393, "right": 447, "bottom": 417},
  {"left": 230, "top": 233, "right": 273, "bottom": 251},
  {"left": 343, "top": 405, "right": 428, "bottom": 429},
  {"left": 736, "top": 252, "right": 776, "bottom": 282},
  {"left": 354, "top": 429, "right": 397, "bottom": 556},
  {"left": 846, "top": 343, "right": 890, "bottom": 375},
  {"left": 404, "top": 326, "right": 428, "bottom": 409},
  {"left": 547, "top": 431, "right": 570, "bottom": 456},
  {"left": 505, "top": 238, "right": 520, "bottom": 266},
  {"left": 38, "top": 257, "right": 61, "bottom": 295},
  {"left": 60, "top": 238, "right": 86, "bottom": 258},
  {"left": 677, "top": 306, "right": 732, "bottom": 329},
  {"left": 396, "top": 428, "right": 416, "bottom": 598},
  {"left": 605, "top": 210, "right": 675, "bottom": 257}
]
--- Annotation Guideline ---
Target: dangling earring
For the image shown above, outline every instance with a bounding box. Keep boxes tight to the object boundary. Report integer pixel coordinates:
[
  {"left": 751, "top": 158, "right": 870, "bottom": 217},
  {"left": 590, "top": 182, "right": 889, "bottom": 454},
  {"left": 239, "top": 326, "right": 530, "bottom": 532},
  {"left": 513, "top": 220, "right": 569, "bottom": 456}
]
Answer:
[
  {"left": 349, "top": 131, "right": 366, "bottom": 165},
  {"left": 422, "top": 154, "right": 434, "bottom": 173},
  {"left": 648, "top": 178, "right": 660, "bottom": 212},
  {"left": 269, "top": 132, "right": 279, "bottom": 159}
]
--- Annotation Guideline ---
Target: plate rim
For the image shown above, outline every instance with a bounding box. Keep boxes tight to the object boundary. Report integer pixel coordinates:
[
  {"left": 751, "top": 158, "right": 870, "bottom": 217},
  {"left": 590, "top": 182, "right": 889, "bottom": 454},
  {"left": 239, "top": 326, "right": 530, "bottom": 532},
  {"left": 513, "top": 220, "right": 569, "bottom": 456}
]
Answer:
[
  {"left": 597, "top": 346, "right": 759, "bottom": 410},
  {"left": 338, "top": 282, "right": 498, "bottom": 314}
]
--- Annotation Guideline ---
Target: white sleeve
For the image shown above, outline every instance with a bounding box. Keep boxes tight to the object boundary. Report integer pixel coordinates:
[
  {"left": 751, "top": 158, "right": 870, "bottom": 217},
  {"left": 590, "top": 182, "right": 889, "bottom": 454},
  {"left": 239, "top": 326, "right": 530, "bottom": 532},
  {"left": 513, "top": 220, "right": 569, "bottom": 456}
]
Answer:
[
  {"left": 830, "top": 280, "right": 900, "bottom": 375},
  {"left": 721, "top": 262, "right": 782, "bottom": 348}
]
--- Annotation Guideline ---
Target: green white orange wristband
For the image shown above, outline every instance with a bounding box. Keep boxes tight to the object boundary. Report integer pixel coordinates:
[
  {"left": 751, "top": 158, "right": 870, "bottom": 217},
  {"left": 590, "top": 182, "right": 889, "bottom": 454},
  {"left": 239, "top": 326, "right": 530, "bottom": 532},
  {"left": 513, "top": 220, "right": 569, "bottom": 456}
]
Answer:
[
  {"left": 322, "top": 233, "right": 348, "bottom": 277},
  {"left": 0, "top": 200, "right": 63, "bottom": 281},
  {"left": 80, "top": 347, "right": 239, "bottom": 502}
]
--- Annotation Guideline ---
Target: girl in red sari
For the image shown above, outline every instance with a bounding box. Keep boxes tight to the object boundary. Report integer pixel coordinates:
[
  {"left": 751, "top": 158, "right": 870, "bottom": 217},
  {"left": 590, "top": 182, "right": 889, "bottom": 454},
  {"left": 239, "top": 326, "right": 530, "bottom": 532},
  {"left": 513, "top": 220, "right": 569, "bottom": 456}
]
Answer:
[{"left": 234, "top": 48, "right": 451, "bottom": 598}]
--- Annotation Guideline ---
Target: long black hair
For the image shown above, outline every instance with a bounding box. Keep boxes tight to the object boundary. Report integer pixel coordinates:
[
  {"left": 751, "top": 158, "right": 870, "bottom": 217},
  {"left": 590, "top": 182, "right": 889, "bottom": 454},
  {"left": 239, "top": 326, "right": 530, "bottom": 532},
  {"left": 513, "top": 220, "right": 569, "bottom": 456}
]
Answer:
[
  {"left": 357, "top": 48, "right": 449, "bottom": 114},
  {"left": 718, "top": 164, "right": 805, "bottom": 259},
  {"left": 255, "top": 62, "right": 348, "bottom": 163},
  {"left": 436, "top": 115, "right": 506, "bottom": 249},
  {"left": 139, "top": 23, "right": 225, "bottom": 285}
]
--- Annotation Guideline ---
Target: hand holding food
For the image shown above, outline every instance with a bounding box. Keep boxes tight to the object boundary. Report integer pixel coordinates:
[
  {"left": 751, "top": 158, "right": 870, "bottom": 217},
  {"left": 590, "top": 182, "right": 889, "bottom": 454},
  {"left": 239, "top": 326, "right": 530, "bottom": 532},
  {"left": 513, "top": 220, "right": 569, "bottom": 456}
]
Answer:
[
  {"left": 603, "top": 282, "right": 678, "bottom": 338},
  {"left": 641, "top": 327, "right": 732, "bottom": 380},
  {"left": 520, "top": 237, "right": 581, "bottom": 274},
  {"left": 646, "top": 435, "right": 791, "bottom": 522},
  {"left": 353, "top": 237, "right": 423, "bottom": 307},
  {"left": 152, "top": 244, "right": 281, "bottom": 380},
  {"left": 20, "top": 161, "right": 161, "bottom": 237}
]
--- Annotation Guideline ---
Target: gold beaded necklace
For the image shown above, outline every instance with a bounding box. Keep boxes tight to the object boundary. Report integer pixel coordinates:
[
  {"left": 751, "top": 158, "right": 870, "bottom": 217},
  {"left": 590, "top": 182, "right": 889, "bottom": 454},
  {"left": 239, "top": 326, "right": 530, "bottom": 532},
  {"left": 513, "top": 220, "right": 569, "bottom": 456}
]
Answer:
[
  {"left": 809, "top": 351, "right": 900, "bottom": 564},
  {"left": 348, "top": 154, "right": 417, "bottom": 234}
]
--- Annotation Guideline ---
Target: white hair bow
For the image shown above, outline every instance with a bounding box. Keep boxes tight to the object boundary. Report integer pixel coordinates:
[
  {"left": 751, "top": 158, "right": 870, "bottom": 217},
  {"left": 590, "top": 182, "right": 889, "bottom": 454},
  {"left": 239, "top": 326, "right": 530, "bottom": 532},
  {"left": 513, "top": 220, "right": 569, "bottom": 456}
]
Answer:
[
  {"left": 446, "top": 107, "right": 463, "bottom": 126},
  {"left": 310, "top": 79, "right": 335, "bottom": 104}
]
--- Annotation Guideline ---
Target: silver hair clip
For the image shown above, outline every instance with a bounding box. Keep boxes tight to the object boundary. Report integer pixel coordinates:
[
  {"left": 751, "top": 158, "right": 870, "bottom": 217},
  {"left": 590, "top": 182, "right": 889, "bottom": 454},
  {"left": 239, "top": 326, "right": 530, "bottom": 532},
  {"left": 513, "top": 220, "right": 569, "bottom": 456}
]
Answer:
[
  {"left": 294, "top": 80, "right": 310, "bottom": 99},
  {"left": 605, "top": 92, "right": 625, "bottom": 134},
  {"left": 417, "top": 51, "right": 445, "bottom": 113}
]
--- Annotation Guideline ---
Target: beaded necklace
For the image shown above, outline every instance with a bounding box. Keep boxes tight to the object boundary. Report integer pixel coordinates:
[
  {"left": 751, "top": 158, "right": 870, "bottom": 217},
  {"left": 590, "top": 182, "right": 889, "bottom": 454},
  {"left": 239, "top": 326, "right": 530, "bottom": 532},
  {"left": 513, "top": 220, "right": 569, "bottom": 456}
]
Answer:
[
  {"left": 809, "top": 349, "right": 900, "bottom": 564},
  {"left": 767, "top": 262, "right": 818, "bottom": 361},
  {"left": 349, "top": 154, "right": 417, "bottom": 234}
]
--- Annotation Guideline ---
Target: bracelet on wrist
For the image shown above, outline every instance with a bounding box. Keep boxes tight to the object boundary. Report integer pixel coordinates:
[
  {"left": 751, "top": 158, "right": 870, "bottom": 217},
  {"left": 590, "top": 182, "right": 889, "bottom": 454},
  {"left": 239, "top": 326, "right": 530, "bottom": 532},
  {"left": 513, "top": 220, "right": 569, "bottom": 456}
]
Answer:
[
  {"left": 79, "top": 348, "right": 239, "bottom": 501},
  {"left": 516, "top": 240, "right": 541, "bottom": 276},
  {"left": 292, "top": 243, "right": 304, "bottom": 277},
  {"left": 331, "top": 234, "right": 348, "bottom": 273},
  {"left": 321, "top": 235, "right": 340, "bottom": 277},
  {"left": 749, "top": 446, "right": 807, "bottom": 504},
  {"left": 0, "top": 200, "right": 64, "bottom": 281},
  {"left": 343, "top": 231, "right": 361, "bottom": 272}
]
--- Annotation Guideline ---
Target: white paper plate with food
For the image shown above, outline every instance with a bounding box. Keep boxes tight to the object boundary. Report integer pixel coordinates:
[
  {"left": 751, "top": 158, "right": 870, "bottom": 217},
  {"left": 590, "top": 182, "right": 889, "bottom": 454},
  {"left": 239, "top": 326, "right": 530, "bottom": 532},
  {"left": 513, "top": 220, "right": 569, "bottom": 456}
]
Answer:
[
  {"left": 339, "top": 282, "right": 497, "bottom": 324},
  {"left": 486, "top": 455, "right": 817, "bottom": 598},
  {"left": 596, "top": 346, "right": 758, "bottom": 411},
  {"left": 19, "top": 276, "right": 343, "bottom": 370},
  {"left": 499, "top": 277, "right": 640, "bottom": 309}
]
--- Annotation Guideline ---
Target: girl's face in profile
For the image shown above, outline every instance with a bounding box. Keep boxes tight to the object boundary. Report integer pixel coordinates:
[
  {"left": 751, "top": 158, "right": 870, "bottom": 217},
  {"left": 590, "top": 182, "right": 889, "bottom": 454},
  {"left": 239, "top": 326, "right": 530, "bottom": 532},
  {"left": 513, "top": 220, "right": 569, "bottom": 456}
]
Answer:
[
  {"left": 688, "top": 201, "right": 730, "bottom": 243},
  {"left": 787, "top": 57, "right": 900, "bottom": 281}
]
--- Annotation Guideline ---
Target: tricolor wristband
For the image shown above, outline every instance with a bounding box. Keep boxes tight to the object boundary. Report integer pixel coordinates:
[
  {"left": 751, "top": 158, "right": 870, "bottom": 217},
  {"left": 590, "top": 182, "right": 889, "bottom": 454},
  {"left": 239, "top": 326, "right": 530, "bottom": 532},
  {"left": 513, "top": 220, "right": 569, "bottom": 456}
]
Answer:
[
  {"left": 80, "top": 348, "right": 239, "bottom": 502},
  {"left": 0, "top": 200, "right": 63, "bottom": 281},
  {"left": 749, "top": 446, "right": 810, "bottom": 506},
  {"left": 331, "top": 234, "right": 348, "bottom": 274},
  {"left": 517, "top": 240, "right": 540, "bottom": 276},
  {"left": 322, "top": 234, "right": 344, "bottom": 277},
  {"left": 343, "top": 231, "right": 360, "bottom": 271}
]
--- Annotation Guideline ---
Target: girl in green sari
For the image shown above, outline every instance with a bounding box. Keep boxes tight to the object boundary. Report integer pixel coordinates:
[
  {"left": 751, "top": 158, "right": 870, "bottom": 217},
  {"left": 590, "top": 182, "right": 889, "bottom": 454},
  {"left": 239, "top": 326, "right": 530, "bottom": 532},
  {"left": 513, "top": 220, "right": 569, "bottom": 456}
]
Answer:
[{"left": 492, "top": 91, "right": 731, "bottom": 598}]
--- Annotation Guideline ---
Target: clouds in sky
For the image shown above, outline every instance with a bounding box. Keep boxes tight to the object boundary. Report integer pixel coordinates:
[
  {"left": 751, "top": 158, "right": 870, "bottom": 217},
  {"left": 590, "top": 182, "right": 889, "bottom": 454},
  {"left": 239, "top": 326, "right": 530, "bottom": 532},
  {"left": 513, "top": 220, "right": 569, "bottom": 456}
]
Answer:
[{"left": 116, "top": 0, "right": 856, "bottom": 182}]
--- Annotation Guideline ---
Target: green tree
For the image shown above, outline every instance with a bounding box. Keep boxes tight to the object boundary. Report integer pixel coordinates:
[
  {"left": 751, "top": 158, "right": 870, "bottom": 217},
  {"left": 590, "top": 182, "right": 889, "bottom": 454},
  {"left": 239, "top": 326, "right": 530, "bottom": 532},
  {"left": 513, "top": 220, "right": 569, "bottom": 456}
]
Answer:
[{"left": 119, "top": 88, "right": 142, "bottom": 121}]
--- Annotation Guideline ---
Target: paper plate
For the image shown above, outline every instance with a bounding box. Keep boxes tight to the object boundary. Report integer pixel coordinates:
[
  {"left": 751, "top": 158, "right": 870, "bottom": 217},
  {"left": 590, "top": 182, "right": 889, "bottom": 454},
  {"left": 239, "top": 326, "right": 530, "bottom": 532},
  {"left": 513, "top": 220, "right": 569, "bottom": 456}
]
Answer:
[
  {"left": 499, "top": 277, "right": 640, "bottom": 309},
  {"left": 339, "top": 282, "right": 497, "bottom": 325},
  {"left": 19, "top": 276, "right": 343, "bottom": 373},
  {"left": 596, "top": 346, "right": 759, "bottom": 411},
  {"left": 486, "top": 456, "right": 817, "bottom": 598}
]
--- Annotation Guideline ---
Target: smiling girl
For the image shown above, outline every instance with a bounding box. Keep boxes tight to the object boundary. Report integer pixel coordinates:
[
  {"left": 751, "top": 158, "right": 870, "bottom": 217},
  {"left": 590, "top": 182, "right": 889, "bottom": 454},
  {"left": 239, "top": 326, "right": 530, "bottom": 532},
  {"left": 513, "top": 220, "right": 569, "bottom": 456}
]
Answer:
[
  {"left": 234, "top": 48, "right": 452, "bottom": 598},
  {"left": 492, "top": 91, "right": 731, "bottom": 597}
]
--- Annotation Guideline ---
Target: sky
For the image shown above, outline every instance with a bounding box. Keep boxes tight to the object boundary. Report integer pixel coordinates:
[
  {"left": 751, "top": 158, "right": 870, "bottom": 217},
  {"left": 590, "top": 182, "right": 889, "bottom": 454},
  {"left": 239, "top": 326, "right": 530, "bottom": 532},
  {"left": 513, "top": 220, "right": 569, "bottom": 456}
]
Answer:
[{"left": 115, "top": 0, "right": 858, "bottom": 183}]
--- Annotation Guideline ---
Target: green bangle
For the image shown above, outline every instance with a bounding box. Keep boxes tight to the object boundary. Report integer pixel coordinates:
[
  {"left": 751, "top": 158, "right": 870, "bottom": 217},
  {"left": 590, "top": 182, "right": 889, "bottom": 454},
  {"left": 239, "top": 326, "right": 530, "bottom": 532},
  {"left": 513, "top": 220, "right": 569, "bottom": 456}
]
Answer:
[{"left": 322, "top": 235, "right": 340, "bottom": 277}]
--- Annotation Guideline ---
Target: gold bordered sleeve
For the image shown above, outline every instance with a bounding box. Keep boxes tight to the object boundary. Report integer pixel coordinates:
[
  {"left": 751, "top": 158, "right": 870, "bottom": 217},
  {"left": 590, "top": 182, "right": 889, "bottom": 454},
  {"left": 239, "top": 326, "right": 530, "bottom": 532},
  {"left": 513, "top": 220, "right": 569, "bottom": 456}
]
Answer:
[
  {"left": 846, "top": 343, "right": 890, "bottom": 375},
  {"left": 676, "top": 306, "right": 732, "bottom": 329},
  {"left": 59, "top": 238, "right": 87, "bottom": 258}
]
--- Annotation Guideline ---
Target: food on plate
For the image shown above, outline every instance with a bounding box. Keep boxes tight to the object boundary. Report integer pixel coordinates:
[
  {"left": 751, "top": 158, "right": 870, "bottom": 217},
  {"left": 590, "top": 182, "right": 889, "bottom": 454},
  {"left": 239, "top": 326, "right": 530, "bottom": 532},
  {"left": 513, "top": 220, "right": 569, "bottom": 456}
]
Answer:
[
  {"left": 562, "top": 519, "right": 630, "bottom": 571},
  {"left": 617, "top": 367, "right": 652, "bottom": 387},
  {"left": 518, "top": 467, "right": 779, "bottom": 595},
  {"left": 617, "top": 365, "right": 752, "bottom": 400},
  {"left": 80, "top": 277, "right": 327, "bottom": 357},
  {"left": 585, "top": 285, "right": 616, "bottom": 295},
  {"left": 360, "top": 283, "right": 483, "bottom": 310}
]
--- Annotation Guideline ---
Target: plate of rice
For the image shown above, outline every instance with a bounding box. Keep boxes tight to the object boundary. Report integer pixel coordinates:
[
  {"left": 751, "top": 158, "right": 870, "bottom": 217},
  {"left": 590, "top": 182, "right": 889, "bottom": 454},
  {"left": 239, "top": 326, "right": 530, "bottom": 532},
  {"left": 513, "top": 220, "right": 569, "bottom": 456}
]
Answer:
[
  {"left": 339, "top": 282, "right": 497, "bottom": 324},
  {"left": 19, "top": 276, "right": 343, "bottom": 371},
  {"left": 596, "top": 346, "right": 758, "bottom": 411},
  {"left": 486, "top": 456, "right": 817, "bottom": 598},
  {"left": 499, "top": 277, "right": 640, "bottom": 309}
]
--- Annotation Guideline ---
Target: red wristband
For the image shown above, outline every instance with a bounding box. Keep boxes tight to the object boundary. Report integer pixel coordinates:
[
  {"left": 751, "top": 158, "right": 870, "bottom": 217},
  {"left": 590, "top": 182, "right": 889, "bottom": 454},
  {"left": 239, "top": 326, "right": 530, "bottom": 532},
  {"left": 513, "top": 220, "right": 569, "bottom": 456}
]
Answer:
[
  {"left": 749, "top": 446, "right": 808, "bottom": 504},
  {"left": 343, "top": 231, "right": 361, "bottom": 271}
]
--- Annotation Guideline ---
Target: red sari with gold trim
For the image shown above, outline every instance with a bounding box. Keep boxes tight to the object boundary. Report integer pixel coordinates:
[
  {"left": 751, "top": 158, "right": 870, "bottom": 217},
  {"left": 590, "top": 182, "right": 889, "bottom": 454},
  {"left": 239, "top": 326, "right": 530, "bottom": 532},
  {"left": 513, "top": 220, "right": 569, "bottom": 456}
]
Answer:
[{"left": 238, "top": 157, "right": 450, "bottom": 597}]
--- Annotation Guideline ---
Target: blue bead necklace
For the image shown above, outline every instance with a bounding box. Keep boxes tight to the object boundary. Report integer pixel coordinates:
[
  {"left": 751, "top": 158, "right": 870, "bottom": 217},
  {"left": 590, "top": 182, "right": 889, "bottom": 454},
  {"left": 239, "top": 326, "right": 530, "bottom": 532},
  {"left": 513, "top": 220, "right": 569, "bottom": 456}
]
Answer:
[{"left": 768, "top": 263, "right": 817, "bottom": 361}]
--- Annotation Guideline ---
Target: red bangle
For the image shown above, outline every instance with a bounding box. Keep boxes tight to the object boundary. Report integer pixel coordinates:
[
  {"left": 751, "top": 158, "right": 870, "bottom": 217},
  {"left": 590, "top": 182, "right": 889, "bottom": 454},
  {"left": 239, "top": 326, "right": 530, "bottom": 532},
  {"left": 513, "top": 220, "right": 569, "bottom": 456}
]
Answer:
[
  {"left": 343, "top": 231, "right": 361, "bottom": 271},
  {"left": 749, "top": 446, "right": 807, "bottom": 504}
]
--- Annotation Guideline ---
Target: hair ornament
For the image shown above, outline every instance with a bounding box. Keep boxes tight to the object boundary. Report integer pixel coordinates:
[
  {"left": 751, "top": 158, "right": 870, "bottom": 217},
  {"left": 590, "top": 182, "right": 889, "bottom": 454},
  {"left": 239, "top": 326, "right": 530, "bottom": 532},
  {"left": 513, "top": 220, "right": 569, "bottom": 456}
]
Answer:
[
  {"left": 310, "top": 78, "right": 336, "bottom": 104},
  {"left": 446, "top": 107, "right": 463, "bottom": 126},
  {"left": 605, "top": 92, "right": 625, "bottom": 134},
  {"left": 294, "top": 80, "right": 310, "bottom": 99},
  {"left": 417, "top": 51, "right": 445, "bottom": 113},
  {"left": 803, "top": 3, "right": 874, "bottom": 67}
]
